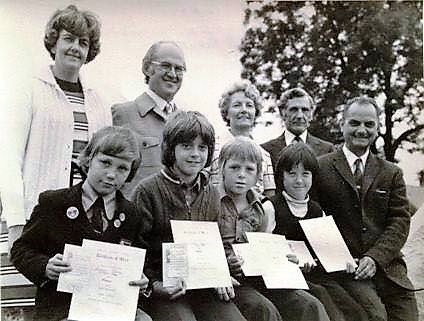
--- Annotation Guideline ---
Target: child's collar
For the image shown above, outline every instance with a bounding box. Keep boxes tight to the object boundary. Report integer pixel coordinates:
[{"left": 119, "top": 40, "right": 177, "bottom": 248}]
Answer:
[
  {"left": 217, "top": 182, "right": 262, "bottom": 205},
  {"left": 161, "top": 167, "right": 208, "bottom": 191}
]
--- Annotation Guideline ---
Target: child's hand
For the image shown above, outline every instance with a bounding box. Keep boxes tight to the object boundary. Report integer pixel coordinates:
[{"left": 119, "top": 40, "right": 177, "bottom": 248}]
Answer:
[
  {"left": 45, "top": 254, "right": 72, "bottom": 280},
  {"left": 301, "top": 262, "right": 314, "bottom": 273},
  {"left": 152, "top": 279, "right": 186, "bottom": 300},
  {"left": 129, "top": 273, "right": 149, "bottom": 291},
  {"left": 354, "top": 256, "right": 376, "bottom": 280},
  {"left": 346, "top": 261, "right": 356, "bottom": 274},
  {"left": 286, "top": 253, "right": 299, "bottom": 264},
  {"left": 227, "top": 255, "right": 244, "bottom": 276},
  {"left": 215, "top": 276, "right": 240, "bottom": 301}
]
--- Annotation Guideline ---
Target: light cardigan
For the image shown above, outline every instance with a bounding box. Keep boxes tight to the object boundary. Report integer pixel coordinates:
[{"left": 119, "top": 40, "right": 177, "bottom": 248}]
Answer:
[{"left": 0, "top": 65, "right": 112, "bottom": 227}]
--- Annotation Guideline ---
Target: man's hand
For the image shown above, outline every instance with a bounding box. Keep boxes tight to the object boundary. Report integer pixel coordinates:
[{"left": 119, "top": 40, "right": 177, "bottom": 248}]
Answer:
[
  {"left": 8, "top": 225, "right": 24, "bottom": 254},
  {"left": 45, "top": 254, "right": 72, "bottom": 280},
  {"left": 152, "top": 279, "right": 186, "bottom": 300},
  {"left": 354, "top": 256, "right": 377, "bottom": 280}
]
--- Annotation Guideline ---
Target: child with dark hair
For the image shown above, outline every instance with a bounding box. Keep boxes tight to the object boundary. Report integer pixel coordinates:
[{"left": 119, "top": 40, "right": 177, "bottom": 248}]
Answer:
[
  {"left": 134, "top": 110, "right": 248, "bottom": 321},
  {"left": 218, "top": 138, "right": 331, "bottom": 321},
  {"left": 11, "top": 126, "right": 151, "bottom": 321},
  {"left": 271, "top": 142, "right": 369, "bottom": 321}
]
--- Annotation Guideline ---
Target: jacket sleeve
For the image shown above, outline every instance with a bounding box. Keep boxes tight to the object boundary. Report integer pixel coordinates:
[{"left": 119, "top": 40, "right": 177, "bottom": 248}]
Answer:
[
  {"left": 134, "top": 184, "right": 161, "bottom": 283},
  {"left": 364, "top": 169, "right": 411, "bottom": 268},
  {"left": 10, "top": 192, "right": 52, "bottom": 286},
  {"left": 0, "top": 78, "right": 32, "bottom": 227}
]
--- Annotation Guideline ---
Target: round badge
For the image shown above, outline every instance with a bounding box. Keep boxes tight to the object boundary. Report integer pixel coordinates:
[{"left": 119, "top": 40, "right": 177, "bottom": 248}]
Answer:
[
  {"left": 66, "top": 207, "right": 79, "bottom": 220},
  {"left": 119, "top": 212, "right": 126, "bottom": 222},
  {"left": 114, "top": 219, "right": 121, "bottom": 228}
]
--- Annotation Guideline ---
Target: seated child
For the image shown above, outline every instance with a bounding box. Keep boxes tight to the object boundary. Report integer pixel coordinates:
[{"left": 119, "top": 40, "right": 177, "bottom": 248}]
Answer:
[
  {"left": 134, "top": 110, "right": 247, "bottom": 321},
  {"left": 11, "top": 126, "right": 151, "bottom": 321},
  {"left": 271, "top": 142, "right": 372, "bottom": 321},
  {"left": 217, "top": 137, "right": 331, "bottom": 321}
]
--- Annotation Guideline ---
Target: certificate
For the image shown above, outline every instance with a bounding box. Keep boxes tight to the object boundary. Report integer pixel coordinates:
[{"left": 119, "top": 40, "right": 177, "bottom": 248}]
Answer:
[
  {"left": 162, "top": 242, "right": 189, "bottom": 287},
  {"left": 287, "top": 240, "right": 317, "bottom": 268},
  {"left": 170, "top": 220, "right": 232, "bottom": 289},
  {"left": 300, "top": 216, "right": 357, "bottom": 272},
  {"left": 245, "top": 232, "right": 308, "bottom": 289},
  {"left": 57, "top": 244, "right": 92, "bottom": 293},
  {"left": 231, "top": 243, "right": 262, "bottom": 276},
  {"left": 67, "top": 240, "right": 146, "bottom": 321}
]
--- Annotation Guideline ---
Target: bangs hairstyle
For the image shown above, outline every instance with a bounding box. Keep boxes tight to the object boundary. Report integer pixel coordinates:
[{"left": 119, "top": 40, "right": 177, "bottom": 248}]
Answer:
[
  {"left": 44, "top": 5, "right": 101, "bottom": 63},
  {"left": 275, "top": 143, "right": 318, "bottom": 192},
  {"left": 161, "top": 110, "right": 215, "bottom": 168},
  {"left": 218, "top": 137, "right": 263, "bottom": 178},
  {"left": 78, "top": 126, "right": 141, "bottom": 182}
]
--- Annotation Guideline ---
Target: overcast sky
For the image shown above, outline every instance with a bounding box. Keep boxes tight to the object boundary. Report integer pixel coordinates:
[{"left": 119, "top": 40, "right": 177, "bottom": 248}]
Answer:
[{"left": 1, "top": 0, "right": 422, "bottom": 185}]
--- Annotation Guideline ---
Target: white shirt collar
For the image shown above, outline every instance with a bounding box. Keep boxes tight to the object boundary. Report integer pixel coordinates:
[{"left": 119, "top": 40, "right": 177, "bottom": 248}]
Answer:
[
  {"left": 284, "top": 130, "right": 308, "bottom": 145},
  {"left": 342, "top": 144, "right": 369, "bottom": 174},
  {"left": 81, "top": 180, "right": 116, "bottom": 220},
  {"left": 146, "top": 89, "right": 175, "bottom": 116}
]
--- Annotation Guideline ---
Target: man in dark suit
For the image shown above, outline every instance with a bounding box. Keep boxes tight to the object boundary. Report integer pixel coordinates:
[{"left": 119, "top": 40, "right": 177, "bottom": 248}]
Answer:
[
  {"left": 112, "top": 41, "right": 186, "bottom": 199},
  {"left": 261, "top": 88, "right": 334, "bottom": 171},
  {"left": 316, "top": 96, "right": 418, "bottom": 321}
]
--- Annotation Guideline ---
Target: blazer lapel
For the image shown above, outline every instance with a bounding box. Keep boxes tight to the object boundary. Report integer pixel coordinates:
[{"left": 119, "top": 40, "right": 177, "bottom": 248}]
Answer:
[
  {"left": 332, "top": 149, "right": 358, "bottom": 193},
  {"left": 362, "top": 153, "right": 380, "bottom": 197},
  {"left": 135, "top": 92, "right": 157, "bottom": 117}
]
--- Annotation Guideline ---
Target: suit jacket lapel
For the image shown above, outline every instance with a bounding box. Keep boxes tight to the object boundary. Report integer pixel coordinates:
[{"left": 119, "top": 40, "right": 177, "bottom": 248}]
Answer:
[
  {"left": 362, "top": 153, "right": 380, "bottom": 197},
  {"left": 332, "top": 149, "right": 358, "bottom": 193},
  {"left": 135, "top": 92, "right": 157, "bottom": 117}
]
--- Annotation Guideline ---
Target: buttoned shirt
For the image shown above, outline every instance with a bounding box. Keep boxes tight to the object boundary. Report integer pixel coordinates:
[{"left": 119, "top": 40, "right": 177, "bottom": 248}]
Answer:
[
  {"left": 284, "top": 130, "right": 308, "bottom": 145},
  {"left": 81, "top": 180, "right": 116, "bottom": 227},
  {"left": 342, "top": 144, "right": 369, "bottom": 175},
  {"left": 146, "top": 89, "right": 176, "bottom": 119},
  {"left": 218, "top": 185, "right": 269, "bottom": 256}
]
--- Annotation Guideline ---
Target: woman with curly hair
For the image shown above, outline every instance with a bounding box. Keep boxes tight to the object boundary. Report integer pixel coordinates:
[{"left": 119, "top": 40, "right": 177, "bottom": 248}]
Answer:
[{"left": 0, "top": 5, "right": 112, "bottom": 250}]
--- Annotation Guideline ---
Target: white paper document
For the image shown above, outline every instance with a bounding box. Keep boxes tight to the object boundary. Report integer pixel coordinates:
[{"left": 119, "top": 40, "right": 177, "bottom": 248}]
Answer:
[
  {"left": 162, "top": 242, "right": 189, "bottom": 287},
  {"left": 300, "top": 216, "right": 357, "bottom": 273},
  {"left": 170, "top": 220, "right": 232, "bottom": 289},
  {"left": 244, "top": 232, "right": 308, "bottom": 289},
  {"left": 287, "top": 240, "right": 317, "bottom": 268},
  {"left": 67, "top": 239, "right": 146, "bottom": 321},
  {"left": 231, "top": 243, "right": 262, "bottom": 276},
  {"left": 57, "top": 244, "right": 92, "bottom": 293}
]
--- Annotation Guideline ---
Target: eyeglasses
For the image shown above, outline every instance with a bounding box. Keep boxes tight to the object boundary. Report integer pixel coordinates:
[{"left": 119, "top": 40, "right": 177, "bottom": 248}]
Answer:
[{"left": 150, "top": 61, "right": 186, "bottom": 75}]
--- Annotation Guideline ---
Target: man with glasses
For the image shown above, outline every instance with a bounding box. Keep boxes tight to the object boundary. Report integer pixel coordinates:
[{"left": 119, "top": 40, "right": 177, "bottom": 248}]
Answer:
[
  {"left": 112, "top": 41, "right": 186, "bottom": 199},
  {"left": 261, "top": 87, "right": 334, "bottom": 173}
]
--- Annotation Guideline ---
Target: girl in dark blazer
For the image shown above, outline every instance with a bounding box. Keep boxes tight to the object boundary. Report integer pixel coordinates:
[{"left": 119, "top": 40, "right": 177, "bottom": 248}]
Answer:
[{"left": 11, "top": 126, "right": 151, "bottom": 321}]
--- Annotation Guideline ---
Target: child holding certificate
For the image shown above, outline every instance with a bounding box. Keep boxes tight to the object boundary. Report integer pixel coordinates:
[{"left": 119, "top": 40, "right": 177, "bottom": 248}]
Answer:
[
  {"left": 271, "top": 142, "right": 370, "bottom": 321},
  {"left": 134, "top": 110, "right": 248, "bottom": 321},
  {"left": 11, "top": 126, "right": 152, "bottom": 321},
  {"left": 217, "top": 138, "right": 331, "bottom": 321}
]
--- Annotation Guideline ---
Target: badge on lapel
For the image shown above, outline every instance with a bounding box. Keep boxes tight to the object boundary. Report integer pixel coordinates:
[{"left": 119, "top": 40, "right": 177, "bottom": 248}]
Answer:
[{"left": 66, "top": 206, "right": 79, "bottom": 220}]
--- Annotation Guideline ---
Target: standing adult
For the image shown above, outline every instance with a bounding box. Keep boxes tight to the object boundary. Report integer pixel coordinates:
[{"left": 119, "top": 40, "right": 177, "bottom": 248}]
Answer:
[
  {"left": 0, "top": 5, "right": 111, "bottom": 250},
  {"left": 261, "top": 87, "right": 334, "bottom": 172},
  {"left": 316, "top": 96, "right": 418, "bottom": 321},
  {"left": 211, "top": 81, "right": 276, "bottom": 198},
  {"left": 112, "top": 41, "right": 186, "bottom": 199}
]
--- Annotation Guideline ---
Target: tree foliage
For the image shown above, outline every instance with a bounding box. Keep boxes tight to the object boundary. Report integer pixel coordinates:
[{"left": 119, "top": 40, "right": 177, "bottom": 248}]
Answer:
[{"left": 240, "top": 1, "right": 423, "bottom": 162}]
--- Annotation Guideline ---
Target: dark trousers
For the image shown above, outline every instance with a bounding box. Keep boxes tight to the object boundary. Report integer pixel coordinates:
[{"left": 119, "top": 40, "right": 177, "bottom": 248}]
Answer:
[
  {"left": 375, "top": 273, "right": 418, "bottom": 321},
  {"left": 144, "top": 289, "right": 247, "bottom": 321}
]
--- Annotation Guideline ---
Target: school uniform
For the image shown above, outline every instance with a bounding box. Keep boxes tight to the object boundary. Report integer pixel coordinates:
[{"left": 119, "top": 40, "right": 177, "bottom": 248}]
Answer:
[{"left": 11, "top": 182, "right": 143, "bottom": 321}]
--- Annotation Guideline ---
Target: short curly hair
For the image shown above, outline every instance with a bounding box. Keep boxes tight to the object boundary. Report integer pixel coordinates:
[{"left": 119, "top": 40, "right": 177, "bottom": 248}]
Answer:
[
  {"left": 218, "top": 80, "right": 263, "bottom": 127},
  {"left": 44, "top": 5, "right": 101, "bottom": 63}
]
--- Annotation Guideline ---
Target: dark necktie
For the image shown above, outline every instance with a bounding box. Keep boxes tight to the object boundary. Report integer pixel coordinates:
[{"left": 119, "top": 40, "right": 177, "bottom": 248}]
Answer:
[
  {"left": 91, "top": 197, "right": 105, "bottom": 233},
  {"left": 293, "top": 136, "right": 302, "bottom": 144},
  {"left": 354, "top": 158, "right": 363, "bottom": 191}
]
